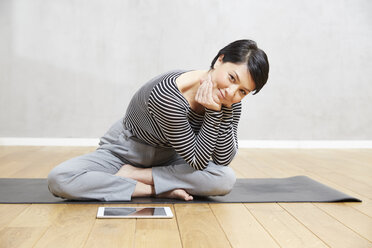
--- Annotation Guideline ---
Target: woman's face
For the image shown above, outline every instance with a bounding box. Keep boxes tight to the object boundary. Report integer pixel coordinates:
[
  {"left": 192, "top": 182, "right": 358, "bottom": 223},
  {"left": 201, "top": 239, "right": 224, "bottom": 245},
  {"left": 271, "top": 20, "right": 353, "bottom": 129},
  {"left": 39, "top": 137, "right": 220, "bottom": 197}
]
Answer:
[{"left": 210, "top": 55, "right": 256, "bottom": 106}]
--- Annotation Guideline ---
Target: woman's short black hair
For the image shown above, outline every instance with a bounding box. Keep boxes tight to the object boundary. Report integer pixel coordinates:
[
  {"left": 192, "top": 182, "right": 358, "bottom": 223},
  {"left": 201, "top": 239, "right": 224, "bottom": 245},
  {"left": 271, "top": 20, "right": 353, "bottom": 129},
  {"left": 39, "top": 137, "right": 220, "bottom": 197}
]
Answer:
[{"left": 210, "top": 39, "right": 269, "bottom": 95}]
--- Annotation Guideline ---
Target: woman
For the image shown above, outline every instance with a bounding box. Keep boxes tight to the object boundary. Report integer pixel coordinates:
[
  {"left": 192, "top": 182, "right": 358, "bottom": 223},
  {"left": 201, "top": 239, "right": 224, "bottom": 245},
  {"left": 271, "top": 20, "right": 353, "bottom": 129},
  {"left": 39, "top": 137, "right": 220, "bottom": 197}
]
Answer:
[{"left": 47, "top": 39, "right": 269, "bottom": 201}]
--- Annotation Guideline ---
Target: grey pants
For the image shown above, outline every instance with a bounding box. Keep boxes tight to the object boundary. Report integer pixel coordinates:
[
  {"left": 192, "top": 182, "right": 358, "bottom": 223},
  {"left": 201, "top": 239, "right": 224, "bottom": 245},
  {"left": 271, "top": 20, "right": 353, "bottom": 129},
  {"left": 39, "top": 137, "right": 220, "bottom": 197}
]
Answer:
[{"left": 47, "top": 119, "right": 236, "bottom": 201}]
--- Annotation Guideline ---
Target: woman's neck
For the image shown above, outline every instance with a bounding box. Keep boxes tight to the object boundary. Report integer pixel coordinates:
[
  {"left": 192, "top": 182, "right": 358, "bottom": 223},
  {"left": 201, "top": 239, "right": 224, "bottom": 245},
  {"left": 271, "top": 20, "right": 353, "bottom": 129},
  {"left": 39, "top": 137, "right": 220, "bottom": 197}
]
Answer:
[{"left": 176, "top": 70, "right": 209, "bottom": 114}]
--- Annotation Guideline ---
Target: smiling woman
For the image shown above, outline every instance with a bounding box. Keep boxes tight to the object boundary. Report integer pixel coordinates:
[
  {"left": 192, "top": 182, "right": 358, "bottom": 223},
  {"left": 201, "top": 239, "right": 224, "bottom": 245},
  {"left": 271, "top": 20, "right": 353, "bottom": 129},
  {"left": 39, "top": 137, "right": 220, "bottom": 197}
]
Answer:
[
  {"left": 211, "top": 39, "right": 269, "bottom": 95},
  {"left": 176, "top": 39, "right": 269, "bottom": 112},
  {"left": 47, "top": 39, "right": 270, "bottom": 202}
]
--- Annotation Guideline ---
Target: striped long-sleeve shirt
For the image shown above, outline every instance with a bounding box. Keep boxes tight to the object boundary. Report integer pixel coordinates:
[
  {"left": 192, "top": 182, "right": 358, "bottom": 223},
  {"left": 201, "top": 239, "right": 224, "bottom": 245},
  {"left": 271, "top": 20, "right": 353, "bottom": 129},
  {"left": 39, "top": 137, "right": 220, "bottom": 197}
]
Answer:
[{"left": 123, "top": 70, "right": 241, "bottom": 170}]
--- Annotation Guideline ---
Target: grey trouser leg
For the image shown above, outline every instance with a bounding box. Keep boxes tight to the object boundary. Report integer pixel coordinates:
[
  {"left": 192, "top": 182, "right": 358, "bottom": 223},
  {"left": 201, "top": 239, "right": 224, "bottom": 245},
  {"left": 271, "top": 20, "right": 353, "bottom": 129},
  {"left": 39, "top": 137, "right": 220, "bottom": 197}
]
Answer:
[
  {"left": 152, "top": 158, "right": 237, "bottom": 196},
  {"left": 47, "top": 149, "right": 137, "bottom": 201},
  {"left": 48, "top": 117, "right": 237, "bottom": 201}
]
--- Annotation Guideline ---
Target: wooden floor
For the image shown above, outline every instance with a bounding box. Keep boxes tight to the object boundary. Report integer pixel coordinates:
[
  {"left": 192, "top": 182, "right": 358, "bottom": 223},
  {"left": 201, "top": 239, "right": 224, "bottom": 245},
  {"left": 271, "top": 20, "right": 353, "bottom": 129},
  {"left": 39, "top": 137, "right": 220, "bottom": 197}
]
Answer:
[{"left": 0, "top": 146, "right": 371, "bottom": 248}]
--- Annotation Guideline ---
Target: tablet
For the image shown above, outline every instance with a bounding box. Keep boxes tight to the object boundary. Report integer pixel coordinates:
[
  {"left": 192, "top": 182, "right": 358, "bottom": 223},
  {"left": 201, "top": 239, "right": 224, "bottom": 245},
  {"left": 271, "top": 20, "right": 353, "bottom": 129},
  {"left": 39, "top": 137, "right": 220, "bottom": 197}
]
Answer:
[{"left": 96, "top": 207, "right": 173, "bottom": 219}]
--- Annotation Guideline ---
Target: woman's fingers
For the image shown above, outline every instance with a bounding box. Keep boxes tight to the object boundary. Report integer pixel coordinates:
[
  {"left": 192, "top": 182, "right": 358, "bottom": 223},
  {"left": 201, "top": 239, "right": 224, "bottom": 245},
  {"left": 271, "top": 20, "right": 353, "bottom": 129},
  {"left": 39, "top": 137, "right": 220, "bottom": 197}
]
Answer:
[
  {"left": 198, "top": 80, "right": 207, "bottom": 100},
  {"left": 207, "top": 78, "right": 222, "bottom": 109},
  {"left": 195, "top": 71, "right": 222, "bottom": 111},
  {"left": 207, "top": 72, "right": 212, "bottom": 84},
  {"left": 207, "top": 79, "right": 213, "bottom": 101},
  {"left": 195, "top": 79, "right": 221, "bottom": 111},
  {"left": 195, "top": 80, "right": 207, "bottom": 103}
]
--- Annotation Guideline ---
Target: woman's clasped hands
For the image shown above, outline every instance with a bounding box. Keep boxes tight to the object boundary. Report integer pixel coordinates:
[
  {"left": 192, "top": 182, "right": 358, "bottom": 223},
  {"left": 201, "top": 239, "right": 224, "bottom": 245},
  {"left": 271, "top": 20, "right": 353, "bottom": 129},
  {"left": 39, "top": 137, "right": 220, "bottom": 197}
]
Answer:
[{"left": 195, "top": 73, "right": 222, "bottom": 111}]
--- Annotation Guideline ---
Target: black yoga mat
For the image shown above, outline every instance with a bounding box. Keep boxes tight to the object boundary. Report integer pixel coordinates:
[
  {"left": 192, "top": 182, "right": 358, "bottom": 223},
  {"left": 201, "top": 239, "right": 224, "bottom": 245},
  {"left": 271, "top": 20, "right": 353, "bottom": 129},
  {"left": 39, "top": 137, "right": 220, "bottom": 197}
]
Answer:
[{"left": 0, "top": 176, "right": 361, "bottom": 204}]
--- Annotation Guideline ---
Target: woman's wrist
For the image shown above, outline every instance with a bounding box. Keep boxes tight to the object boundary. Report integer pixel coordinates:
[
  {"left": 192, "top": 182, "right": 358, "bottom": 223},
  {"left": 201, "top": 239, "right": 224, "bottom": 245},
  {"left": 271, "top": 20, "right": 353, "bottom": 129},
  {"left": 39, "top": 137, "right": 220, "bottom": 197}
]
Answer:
[
  {"left": 222, "top": 104, "right": 233, "bottom": 109},
  {"left": 205, "top": 108, "right": 223, "bottom": 120}
]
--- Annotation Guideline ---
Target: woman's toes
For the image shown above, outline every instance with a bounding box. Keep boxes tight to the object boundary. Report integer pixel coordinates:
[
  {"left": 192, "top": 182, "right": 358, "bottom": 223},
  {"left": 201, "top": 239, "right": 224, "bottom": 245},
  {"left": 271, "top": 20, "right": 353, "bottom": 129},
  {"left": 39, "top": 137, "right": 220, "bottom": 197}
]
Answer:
[
  {"left": 185, "top": 194, "right": 193, "bottom": 201},
  {"left": 159, "top": 189, "right": 193, "bottom": 201},
  {"left": 179, "top": 190, "right": 193, "bottom": 201}
]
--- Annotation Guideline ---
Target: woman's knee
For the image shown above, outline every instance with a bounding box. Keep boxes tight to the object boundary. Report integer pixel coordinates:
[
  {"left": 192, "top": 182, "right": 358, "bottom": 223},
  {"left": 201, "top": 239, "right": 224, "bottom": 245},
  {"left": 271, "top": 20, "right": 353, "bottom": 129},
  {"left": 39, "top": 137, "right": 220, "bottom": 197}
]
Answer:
[
  {"left": 47, "top": 162, "right": 83, "bottom": 199},
  {"left": 47, "top": 166, "right": 65, "bottom": 197},
  {"left": 47, "top": 165, "right": 70, "bottom": 197},
  {"left": 213, "top": 165, "right": 236, "bottom": 195},
  {"left": 197, "top": 163, "right": 236, "bottom": 196}
]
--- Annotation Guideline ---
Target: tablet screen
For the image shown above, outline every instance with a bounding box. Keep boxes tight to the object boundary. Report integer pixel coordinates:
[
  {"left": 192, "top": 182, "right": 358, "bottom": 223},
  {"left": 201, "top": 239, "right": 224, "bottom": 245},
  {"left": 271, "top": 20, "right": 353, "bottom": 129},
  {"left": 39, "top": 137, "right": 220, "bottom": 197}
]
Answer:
[{"left": 103, "top": 207, "right": 166, "bottom": 217}]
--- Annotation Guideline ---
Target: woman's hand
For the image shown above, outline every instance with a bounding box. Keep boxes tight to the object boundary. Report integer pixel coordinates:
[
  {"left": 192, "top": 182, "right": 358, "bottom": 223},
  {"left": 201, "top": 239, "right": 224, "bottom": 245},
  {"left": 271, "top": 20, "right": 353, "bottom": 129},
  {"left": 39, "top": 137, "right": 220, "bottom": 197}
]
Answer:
[{"left": 195, "top": 73, "right": 221, "bottom": 111}]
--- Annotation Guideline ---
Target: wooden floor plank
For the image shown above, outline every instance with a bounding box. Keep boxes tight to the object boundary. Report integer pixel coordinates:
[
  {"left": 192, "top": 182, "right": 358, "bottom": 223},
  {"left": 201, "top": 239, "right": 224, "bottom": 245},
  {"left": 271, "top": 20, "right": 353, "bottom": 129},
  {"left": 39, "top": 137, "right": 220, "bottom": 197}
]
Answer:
[
  {"left": 0, "top": 227, "right": 47, "bottom": 248},
  {"left": 280, "top": 203, "right": 372, "bottom": 248},
  {"left": 0, "top": 204, "right": 66, "bottom": 248},
  {"left": 301, "top": 149, "right": 372, "bottom": 175},
  {"left": 7, "top": 204, "right": 66, "bottom": 228},
  {"left": 0, "top": 204, "right": 29, "bottom": 231},
  {"left": 9, "top": 146, "right": 97, "bottom": 178},
  {"left": 210, "top": 203, "right": 279, "bottom": 248},
  {"left": 229, "top": 152, "right": 271, "bottom": 178},
  {"left": 135, "top": 204, "right": 182, "bottom": 248},
  {"left": 0, "top": 205, "right": 32, "bottom": 248},
  {"left": 175, "top": 204, "right": 231, "bottom": 248},
  {"left": 83, "top": 204, "right": 136, "bottom": 248},
  {"left": 229, "top": 155, "right": 252, "bottom": 178},
  {"left": 245, "top": 203, "right": 328, "bottom": 248},
  {"left": 353, "top": 149, "right": 372, "bottom": 165},
  {"left": 0, "top": 147, "right": 44, "bottom": 178},
  {"left": 314, "top": 202, "right": 372, "bottom": 242},
  {"left": 0, "top": 146, "right": 40, "bottom": 160},
  {"left": 299, "top": 149, "right": 372, "bottom": 191},
  {"left": 236, "top": 149, "right": 295, "bottom": 178},
  {"left": 33, "top": 204, "right": 97, "bottom": 248},
  {"left": 344, "top": 201, "right": 372, "bottom": 219}
]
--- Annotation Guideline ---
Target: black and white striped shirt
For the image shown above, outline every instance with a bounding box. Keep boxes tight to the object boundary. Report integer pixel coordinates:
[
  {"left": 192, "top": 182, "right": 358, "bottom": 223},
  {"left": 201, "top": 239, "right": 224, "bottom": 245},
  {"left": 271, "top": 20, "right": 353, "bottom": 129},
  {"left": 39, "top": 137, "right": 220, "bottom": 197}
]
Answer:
[{"left": 123, "top": 70, "right": 241, "bottom": 170}]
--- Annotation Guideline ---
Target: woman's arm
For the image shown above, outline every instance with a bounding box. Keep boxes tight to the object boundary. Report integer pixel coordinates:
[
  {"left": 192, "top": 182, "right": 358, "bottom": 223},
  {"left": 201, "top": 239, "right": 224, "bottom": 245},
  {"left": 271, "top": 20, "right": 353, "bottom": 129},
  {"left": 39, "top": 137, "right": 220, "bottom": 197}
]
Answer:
[
  {"left": 211, "top": 102, "right": 241, "bottom": 166},
  {"left": 148, "top": 86, "right": 223, "bottom": 171}
]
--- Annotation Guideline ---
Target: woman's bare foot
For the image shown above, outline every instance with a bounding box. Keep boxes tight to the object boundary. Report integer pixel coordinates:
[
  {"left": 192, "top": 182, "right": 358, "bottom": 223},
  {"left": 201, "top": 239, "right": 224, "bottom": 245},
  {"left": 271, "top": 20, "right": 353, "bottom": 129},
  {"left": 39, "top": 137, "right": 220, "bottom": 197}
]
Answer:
[
  {"left": 115, "top": 164, "right": 154, "bottom": 185},
  {"left": 158, "top": 189, "right": 194, "bottom": 201}
]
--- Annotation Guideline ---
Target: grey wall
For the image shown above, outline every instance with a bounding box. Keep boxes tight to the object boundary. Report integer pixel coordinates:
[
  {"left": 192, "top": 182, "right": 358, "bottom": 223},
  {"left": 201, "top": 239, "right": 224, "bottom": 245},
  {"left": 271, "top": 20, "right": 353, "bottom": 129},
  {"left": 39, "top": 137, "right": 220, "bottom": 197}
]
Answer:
[{"left": 1, "top": 0, "right": 371, "bottom": 140}]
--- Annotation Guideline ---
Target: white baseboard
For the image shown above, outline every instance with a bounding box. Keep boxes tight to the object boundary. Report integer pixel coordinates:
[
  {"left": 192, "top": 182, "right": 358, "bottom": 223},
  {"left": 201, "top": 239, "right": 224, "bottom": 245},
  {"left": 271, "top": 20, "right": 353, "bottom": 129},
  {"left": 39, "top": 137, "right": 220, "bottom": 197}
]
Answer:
[
  {"left": 238, "top": 140, "right": 372, "bottom": 148},
  {"left": 0, "top": 137, "right": 372, "bottom": 148}
]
